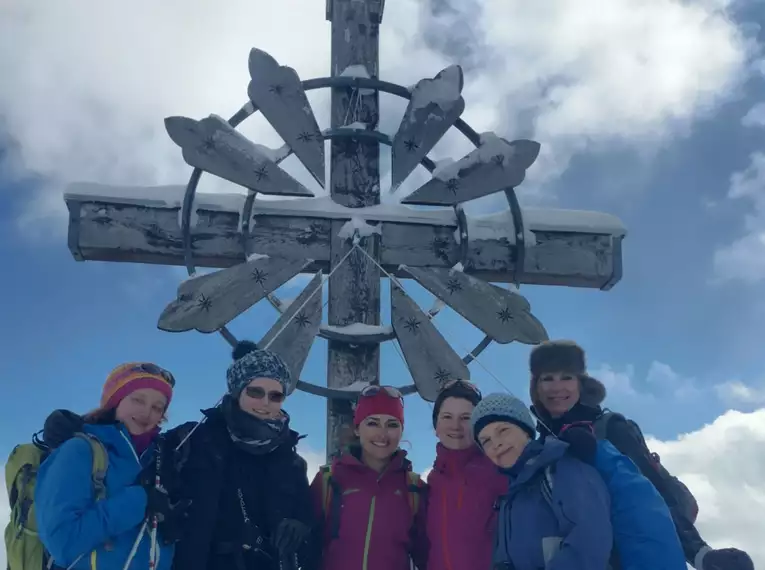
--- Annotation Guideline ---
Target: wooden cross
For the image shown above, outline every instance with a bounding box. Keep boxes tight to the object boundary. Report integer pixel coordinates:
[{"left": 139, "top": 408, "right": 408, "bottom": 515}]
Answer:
[{"left": 63, "top": 0, "right": 626, "bottom": 459}]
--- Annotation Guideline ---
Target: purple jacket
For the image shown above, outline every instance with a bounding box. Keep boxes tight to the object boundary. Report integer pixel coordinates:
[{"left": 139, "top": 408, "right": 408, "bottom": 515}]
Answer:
[{"left": 494, "top": 438, "right": 613, "bottom": 570}]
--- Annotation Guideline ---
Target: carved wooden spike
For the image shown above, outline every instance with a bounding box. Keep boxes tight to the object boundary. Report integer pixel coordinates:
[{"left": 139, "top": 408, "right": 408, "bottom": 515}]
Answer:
[
  {"left": 248, "top": 48, "right": 325, "bottom": 188},
  {"left": 402, "top": 135, "right": 541, "bottom": 206},
  {"left": 391, "top": 282, "right": 470, "bottom": 402},
  {"left": 400, "top": 265, "right": 549, "bottom": 345},
  {"left": 391, "top": 65, "right": 465, "bottom": 188},
  {"left": 165, "top": 114, "right": 314, "bottom": 197},
  {"left": 158, "top": 257, "right": 312, "bottom": 333},
  {"left": 259, "top": 271, "right": 324, "bottom": 394}
]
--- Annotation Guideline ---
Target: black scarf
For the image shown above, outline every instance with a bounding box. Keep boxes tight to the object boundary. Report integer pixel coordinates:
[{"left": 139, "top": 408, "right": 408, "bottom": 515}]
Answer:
[
  {"left": 221, "top": 395, "right": 291, "bottom": 455},
  {"left": 533, "top": 401, "right": 602, "bottom": 438}
]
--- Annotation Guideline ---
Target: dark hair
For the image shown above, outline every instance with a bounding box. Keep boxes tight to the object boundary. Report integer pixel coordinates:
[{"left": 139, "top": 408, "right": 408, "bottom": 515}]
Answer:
[
  {"left": 82, "top": 407, "right": 118, "bottom": 425},
  {"left": 432, "top": 384, "right": 482, "bottom": 428},
  {"left": 232, "top": 340, "right": 259, "bottom": 361}
]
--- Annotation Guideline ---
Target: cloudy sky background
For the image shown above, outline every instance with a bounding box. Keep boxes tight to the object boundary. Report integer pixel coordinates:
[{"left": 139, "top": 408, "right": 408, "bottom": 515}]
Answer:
[{"left": 2, "top": 0, "right": 765, "bottom": 566}]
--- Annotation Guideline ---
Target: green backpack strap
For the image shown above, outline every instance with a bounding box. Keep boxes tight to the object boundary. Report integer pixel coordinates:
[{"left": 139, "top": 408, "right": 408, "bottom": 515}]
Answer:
[
  {"left": 406, "top": 472, "right": 423, "bottom": 517},
  {"left": 72, "top": 433, "right": 109, "bottom": 501}
]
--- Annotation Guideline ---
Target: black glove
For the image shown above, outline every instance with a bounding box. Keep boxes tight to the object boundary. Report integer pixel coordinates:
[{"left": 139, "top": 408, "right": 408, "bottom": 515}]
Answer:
[
  {"left": 558, "top": 424, "right": 597, "bottom": 465},
  {"left": 157, "top": 498, "right": 192, "bottom": 545},
  {"left": 271, "top": 519, "right": 310, "bottom": 559},
  {"left": 43, "top": 410, "right": 85, "bottom": 449},
  {"left": 136, "top": 460, "right": 171, "bottom": 521},
  {"left": 701, "top": 548, "right": 754, "bottom": 570}
]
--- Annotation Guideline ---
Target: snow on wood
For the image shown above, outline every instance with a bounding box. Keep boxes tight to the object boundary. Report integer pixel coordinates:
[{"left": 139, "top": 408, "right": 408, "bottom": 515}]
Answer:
[
  {"left": 334, "top": 380, "right": 371, "bottom": 391},
  {"left": 432, "top": 158, "right": 457, "bottom": 178},
  {"left": 342, "top": 121, "right": 368, "bottom": 130},
  {"left": 337, "top": 217, "right": 381, "bottom": 243},
  {"left": 391, "top": 66, "right": 465, "bottom": 188},
  {"left": 246, "top": 252, "right": 269, "bottom": 261},
  {"left": 402, "top": 134, "right": 541, "bottom": 206},
  {"left": 409, "top": 65, "right": 463, "bottom": 114},
  {"left": 252, "top": 143, "right": 291, "bottom": 164},
  {"left": 523, "top": 208, "right": 627, "bottom": 237},
  {"left": 323, "top": 323, "right": 393, "bottom": 335},
  {"left": 339, "top": 64, "right": 375, "bottom": 95}
]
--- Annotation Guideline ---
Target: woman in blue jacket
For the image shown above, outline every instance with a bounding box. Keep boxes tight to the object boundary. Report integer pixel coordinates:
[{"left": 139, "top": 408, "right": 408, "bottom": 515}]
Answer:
[
  {"left": 35, "top": 362, "right": 177, "bottom": 570},
  {"left": 472, "top": 393, "right": 613, "bottom": 570}
]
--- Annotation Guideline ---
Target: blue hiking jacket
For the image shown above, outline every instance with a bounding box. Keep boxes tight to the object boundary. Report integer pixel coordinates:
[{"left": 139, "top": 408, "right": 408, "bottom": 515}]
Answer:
[
  {"left": 35, "top": 422, "right": 174, "bottom": 570},
  {"left": 594, "top": 440, "right": 686, "bottom": 570},
  {"left": 494, "top": 438, "right": 612, "bottom": 570}
]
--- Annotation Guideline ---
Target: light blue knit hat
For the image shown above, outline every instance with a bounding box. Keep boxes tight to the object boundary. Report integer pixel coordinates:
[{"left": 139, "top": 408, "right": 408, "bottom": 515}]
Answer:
[{"left": 470, "top": 392, "right": 536, "bottom": 445}]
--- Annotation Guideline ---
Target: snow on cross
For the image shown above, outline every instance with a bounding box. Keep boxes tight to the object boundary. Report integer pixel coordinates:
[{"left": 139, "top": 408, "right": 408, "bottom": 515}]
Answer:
[{"left": 62, "top": 0, "right": 626, "bottom": 459}]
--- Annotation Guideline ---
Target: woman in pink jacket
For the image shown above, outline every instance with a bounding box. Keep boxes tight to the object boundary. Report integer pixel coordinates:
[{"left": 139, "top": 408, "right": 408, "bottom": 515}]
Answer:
[
  {"left": 426, "top": 380, "right": 508, "bottom": 570},
  {"left": 310, "top": 385, "right": 428, "bottom": 570}
]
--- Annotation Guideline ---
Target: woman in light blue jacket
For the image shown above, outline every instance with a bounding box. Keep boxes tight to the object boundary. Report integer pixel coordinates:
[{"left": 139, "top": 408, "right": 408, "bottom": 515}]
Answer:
[{"left": 35, "top": 362, "right": 177, "bottom": 570}]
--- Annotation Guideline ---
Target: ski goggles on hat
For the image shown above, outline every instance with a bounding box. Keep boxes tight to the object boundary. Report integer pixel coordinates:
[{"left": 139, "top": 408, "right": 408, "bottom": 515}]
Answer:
[
  {"left": 440, "top": 379, "right": 481, "bottom": 398},
  {"left": 359, "top": 385, "right": 404, "bottom": 403},
  {"left": 126, "top": 363, "right": 176, "bottom": 387}
]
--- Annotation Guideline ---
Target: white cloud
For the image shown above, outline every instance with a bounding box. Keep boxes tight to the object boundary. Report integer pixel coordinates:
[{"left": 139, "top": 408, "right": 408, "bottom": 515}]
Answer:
[
  {"left": 646, "top": 408, "right": 765, "bottom": 565},
  {"left": 716, "top": 380, "right": 765, "bottom": 406},
  {"left": 590, "top": 363, "right": 637, "bottom": 395},
  {"left": 0, "top": 0, "right": 753, "bottom": 235},
  {"left": 297, "top": 443, "right": 325, "bottom": 479},
  {"left": 713, "top": 152, "right": 765, "bottom": 283},
  {"left": 742, "top": 102, "right": 765, "bottom": 128}
]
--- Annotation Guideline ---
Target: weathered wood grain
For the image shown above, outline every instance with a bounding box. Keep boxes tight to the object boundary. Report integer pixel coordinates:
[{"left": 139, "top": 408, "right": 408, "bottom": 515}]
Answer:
[
  {"left": 391, "top": 282, "right": 470, "bottom": 401},
  {"left": 391, "top": 65, "right": 465, "bottom": 188},
  {"left": 326, "top": 0, "right": 382, "bottom": 459},
  {"left": 247, "top": 48, "right": 325, "bottom": 188},
  {"left": 259, "top": 271, "right": 323, "bottom": 394},
  {"left": 65, "top": 197, "right": 625, "bottom": 289},
  {"left": 157, "top": 256, "right": 312, "bottom": 333},
  {"left": 165, "top": 115, "right": 314, "bottom": 197},
  {"left": 402, "top": 135, "right": 541, "bottom": 206},
  {"left": 401, "top": 265, "right": 549, "bottom": 344}
]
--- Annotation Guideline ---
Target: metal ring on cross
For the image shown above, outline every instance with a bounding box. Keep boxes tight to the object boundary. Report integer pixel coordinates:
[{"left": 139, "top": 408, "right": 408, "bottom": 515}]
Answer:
[{"left": 164, "top": 51, "right": 548, "bottom": 402}]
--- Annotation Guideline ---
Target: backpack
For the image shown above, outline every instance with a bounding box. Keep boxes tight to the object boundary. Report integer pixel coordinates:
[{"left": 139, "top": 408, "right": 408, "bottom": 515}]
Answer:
[
  {"left": 4, "top": 432, "right": 109, "bottom": 570},
  {"left": 318, "top": 464, "right": 422, "bottom": 539},
  {"left": 594, "top": 411, "right": 699, "bottom": 523}
]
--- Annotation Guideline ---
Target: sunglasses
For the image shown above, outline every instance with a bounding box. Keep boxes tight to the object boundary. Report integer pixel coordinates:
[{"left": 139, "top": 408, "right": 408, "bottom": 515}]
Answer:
[
  {"left": 359, "top": 385, "right": 404, "bottom": 403},
  {"left": 244, "top": 385, "right": 286, "bottom": 403},
  {"left": 121, "top": 363, "right": 176, "bottom": 387},
  {"left": 440, "top": 379, "right": 482, "bottom": 398}
]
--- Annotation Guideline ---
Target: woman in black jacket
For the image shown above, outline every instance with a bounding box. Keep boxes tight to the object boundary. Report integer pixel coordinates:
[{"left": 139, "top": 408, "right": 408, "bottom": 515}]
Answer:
[
  {"left": 527, "top": 340, "right": 753, "bottom": 570},
  {"left": 164, "top": 341, "right": 317, "bottom": 570}
]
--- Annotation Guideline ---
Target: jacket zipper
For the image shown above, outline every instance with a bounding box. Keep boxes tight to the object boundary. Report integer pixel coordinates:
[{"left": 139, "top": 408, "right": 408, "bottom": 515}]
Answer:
[{"left": 361, "top": 496, "right": 377, "bottom": 570}]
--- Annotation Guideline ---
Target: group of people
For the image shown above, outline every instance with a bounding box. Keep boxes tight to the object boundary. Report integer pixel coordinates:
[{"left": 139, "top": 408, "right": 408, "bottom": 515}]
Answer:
[{"left": 6, "top": 339, "right": 754, "bottom": 570}]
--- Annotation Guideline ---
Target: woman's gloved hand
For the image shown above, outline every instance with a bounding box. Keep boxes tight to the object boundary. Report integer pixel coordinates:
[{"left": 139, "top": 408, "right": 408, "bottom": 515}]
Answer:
[
  {"left": 271, "top": 518, "right": 311, "bottom": 559},
  {"left": 558, "top": 423, "right": 597, "bottom": 465}
]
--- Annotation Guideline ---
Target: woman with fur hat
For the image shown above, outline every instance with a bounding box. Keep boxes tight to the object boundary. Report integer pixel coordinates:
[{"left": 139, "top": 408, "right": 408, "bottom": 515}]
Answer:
[
  {"left": 472, "top": 392, "right": 613, "bottom": 570},
  {"left": 425, "top": 380, "right": 507, "bottom": 570},
  {"left": 162, "top": 341, "right": 318, "bottom": 570},
  {"left": 310, "top": 385, "right": 427, "bottom": 570},
  {"left": 529, "top": 340, "right": 753, "bottom": 570},
  {"left": 35, "top": 362, "right": 178, "bottom": 570}
]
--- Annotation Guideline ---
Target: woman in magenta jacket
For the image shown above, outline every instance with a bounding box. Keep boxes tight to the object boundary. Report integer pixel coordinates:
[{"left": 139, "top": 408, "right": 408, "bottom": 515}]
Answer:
[
  {"left": 426, "top": 381, "right": 508, "bottom": 570},
  {"left": 310, "top": 386, "right": 428, "bottom": 570}
]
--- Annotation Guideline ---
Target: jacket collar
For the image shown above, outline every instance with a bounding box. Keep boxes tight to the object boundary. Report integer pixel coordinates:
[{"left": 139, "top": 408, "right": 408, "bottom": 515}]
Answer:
[
  {"left": 533, "top": 401, "right": 602, "bottom": 438},
  {"left": 433, "top": 442, "right": 483, "bottom": 474}
]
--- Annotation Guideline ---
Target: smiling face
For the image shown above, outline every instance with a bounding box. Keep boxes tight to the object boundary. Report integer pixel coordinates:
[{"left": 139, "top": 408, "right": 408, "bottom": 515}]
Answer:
[
  {"left": 435, "top": 397, "right": 475, "bottom": 450},
  {"left": 535, "top": 372, "right": 581, "bottom": 418},
  {"left": 356, "top": 414, "right": 403, "bottom": 463},
  {"left": 477, "top": 421, "right": 531, "bottom": 469},
  {"left": 238, "top": 377, "right": 285, "bottom": 420},
  {"left": 114, "top": 388, "right": 168, "bottom": 435}
]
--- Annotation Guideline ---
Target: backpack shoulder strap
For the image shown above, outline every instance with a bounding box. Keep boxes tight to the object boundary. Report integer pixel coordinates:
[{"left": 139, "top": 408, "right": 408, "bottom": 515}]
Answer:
[
  {"left": 72, "top": 433, "right": 108, "bottom": 501},
  {"left": 540, "top": 465, "right": 554, "bottom": 507},
  {"left": 319, "top": 465, "right": 344, "bottom": 540},
  {"left": 319, "top": 465, "right": 333, "bottom": 515},
  {"left": 406, "top": 472, "right": 423, "bottom": 516},
  {"left": 593, "top": 410, "right": 624, "bottom": 440}
]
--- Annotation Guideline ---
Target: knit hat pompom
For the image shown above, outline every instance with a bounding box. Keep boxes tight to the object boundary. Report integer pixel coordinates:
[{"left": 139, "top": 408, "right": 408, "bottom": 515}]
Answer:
[
  {"left": 529, "top": 340, "right": 606, "bottom": 408},
  {"left": 232, "top": 340, "right": 259, "bottom": 361},
  {"left": 432, "top": 383, "right": 481, "bottom": 428},
  {"left": 470, "top": 393, "right": 536, "bottom": 446},
  {"left": 226, "top": 341, "right": 292, "bottom": 398}
]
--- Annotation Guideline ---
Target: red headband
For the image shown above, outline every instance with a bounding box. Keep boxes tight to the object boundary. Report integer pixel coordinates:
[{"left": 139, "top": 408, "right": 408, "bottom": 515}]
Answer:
[{"left": 353, "top": 391, "right": 404, "bottom": 426}]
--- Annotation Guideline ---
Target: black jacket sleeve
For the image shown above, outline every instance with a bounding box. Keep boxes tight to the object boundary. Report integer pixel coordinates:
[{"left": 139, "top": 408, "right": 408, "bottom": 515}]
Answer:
[{"left": 605, "top": 415, "right": 708, "bottom": 564}]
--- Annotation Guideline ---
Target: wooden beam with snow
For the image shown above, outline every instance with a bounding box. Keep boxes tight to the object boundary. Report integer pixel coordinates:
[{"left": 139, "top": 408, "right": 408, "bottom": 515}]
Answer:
[{"left": 65, "top": 186, "right": 626, "bottom": 290}]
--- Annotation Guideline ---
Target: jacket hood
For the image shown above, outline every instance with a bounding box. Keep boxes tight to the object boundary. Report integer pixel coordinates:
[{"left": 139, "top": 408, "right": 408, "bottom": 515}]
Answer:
[{"left": 504, "top": 438, "right": 569, "bottom": 489}]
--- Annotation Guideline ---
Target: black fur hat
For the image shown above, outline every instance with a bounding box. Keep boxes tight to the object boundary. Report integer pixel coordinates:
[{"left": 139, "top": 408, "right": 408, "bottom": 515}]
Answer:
[{"left": 529, "top": 340, "right": 606, "bottom": 408}]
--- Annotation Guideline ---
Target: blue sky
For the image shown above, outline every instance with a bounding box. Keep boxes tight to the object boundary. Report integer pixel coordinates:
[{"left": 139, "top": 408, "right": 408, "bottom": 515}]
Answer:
[{"left": 2, "top": 0, "right": 765, "bottom": 563}]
